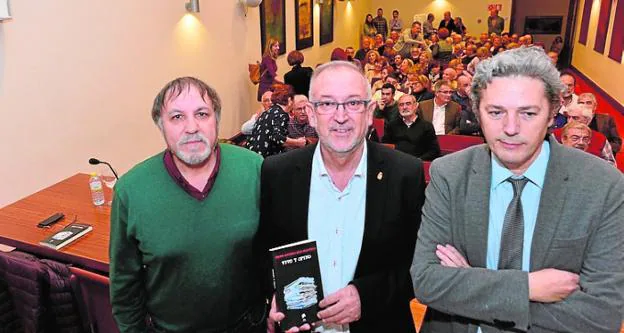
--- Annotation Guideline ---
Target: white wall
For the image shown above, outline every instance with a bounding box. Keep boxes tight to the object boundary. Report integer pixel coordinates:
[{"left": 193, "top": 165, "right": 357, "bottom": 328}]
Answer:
[{"left": 0, "top": 0, "right": 370, "bottom": 207}]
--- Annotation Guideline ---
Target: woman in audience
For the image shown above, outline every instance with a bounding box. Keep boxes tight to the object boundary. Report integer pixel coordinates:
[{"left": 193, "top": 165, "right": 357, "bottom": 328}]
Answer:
[
  {"left": 428, "top": 61, "right": 442, "bottom": 84},
  {"left": 410, "top": 75, "right": 435, "bottom": 102},
  {"left": 453, "top": 17, "right": 467, "bottom": 35},
  {"left": 247, "top": 84, "right": 301, "bottom": 157},
  {"left": 372, "top": 65, "right": 393, "bottom": 93},
  {"left": 367, "top": 58, "right": 387, "bottom": 85},
  {"left": 423, "top": 13, "right": 436, "bottom": 38},
  {"left": 284, "top": 50, "right": 313, "bottom": 97},
  {"left": 417, "top": 51, "right": 432, "bottom": 73},
  {"left": 364, "top": 50, "right": 380, "bottom": 76},
  {"left": 397, "top": 58, "right": 414, "bottom": 84},
  {"left": 363, "top": 14, "right": 377, "bottom": 38},
  {"left": 550, "top": 36, "right": 564, "bottom": 54},
  {"left": 467, "top": 46, "right": 489, "bottom": 75},
  {"left": 257, "top": 38, "right": 281, "bottom": 101}
]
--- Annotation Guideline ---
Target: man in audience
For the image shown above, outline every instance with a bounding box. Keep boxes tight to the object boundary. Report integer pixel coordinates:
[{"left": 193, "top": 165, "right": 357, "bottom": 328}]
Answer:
[
  {"left": 374, "top": 83, "right": 400, "bottom": 125},
  {"left": 418, "top": 80, "right": 461, "bottom": 134},
  {"left": 372, "top": 73, "right": 405, "bottom": 102},
  {"left": 383, "top": 94, "right": 440, "bottom": 160},
  {"left": 547, "top": 51, "right": 559, "bottom": 66},
  {"left": 487, "top": 8, "right": 505, "bottom": 35},
  {"left": 554, "top": 104, "right": 617, "bottom": 165},
  {"left": 389, "top": 9, "right": 403, "bottom": 32},
  {"left": 411, "top": 46, "right": 624, "bottom": 333},
  {"left": 453, "top": 75, "right": 481, "bottom": 136},
  {"left": 110, "top": 77, "right": 266, "bottom": 332},
  {"left": 578, "top": 92, "right": 622, "bottom": 157},
  {"left": 373, "top": 8, "right": 389, "bottom": 39},
  {"left": 393, "top": 21, "right": 426, "bottom": 58},
  {"left": 354, "top": 37, "right": 372, "bottom": 62},
  {"left": 242, "top": 90, "right": 272, "bottom": 135},
  {"left": 438, "top": 11, "right": 456, "bottom": 33},
  {"left": 560, "top": 121, "right": 592, "bottom": 152},
  {"left": 263, "top": 60, "right": 425, "bottom": 332},
  {"left": 285, "top": 95, "right": 318, "bottom": 151},
  {"left": 552, "top": 71, "right": 578, "bottom": 129}
]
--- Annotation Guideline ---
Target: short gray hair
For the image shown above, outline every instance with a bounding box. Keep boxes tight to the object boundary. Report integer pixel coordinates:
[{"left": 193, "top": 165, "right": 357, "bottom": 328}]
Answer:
[
  {"left": 470, "top": 47, "right": 563, "bottom": 119},
  {"left": 309, "top": 61, "right": 371, "bottom": 101},
  {"left": 152, "top": 77, "right": 222, "bottom": 128}
]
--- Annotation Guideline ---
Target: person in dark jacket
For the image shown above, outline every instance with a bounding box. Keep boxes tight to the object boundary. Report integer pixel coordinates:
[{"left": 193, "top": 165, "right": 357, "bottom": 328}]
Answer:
[{"left": 284, "top": 50, "right": 313, "bottom": 97}]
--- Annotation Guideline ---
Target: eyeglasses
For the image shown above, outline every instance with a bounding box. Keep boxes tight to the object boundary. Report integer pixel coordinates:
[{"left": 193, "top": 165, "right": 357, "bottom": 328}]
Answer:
[
  {"left": 568, "top": 135, "right": 591, "bottom": 143},
  {"left": 311, "top": 100, "right": 370, "bottom": 114},
  {"left": 437, "top": 90, "right": 453, "bottom": 95}
]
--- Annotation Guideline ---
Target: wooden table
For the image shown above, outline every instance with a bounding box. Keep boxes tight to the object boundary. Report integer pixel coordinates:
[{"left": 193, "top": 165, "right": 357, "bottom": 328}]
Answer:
[{"left": 0, "top": 173, "right": 111, "bottom": 273}]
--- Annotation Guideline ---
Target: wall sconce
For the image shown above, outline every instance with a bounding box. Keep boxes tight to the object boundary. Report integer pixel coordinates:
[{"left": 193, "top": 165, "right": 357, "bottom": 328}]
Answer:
[
  {"left": 0, "top": 0, "right": 12, "bottom": 21},
  {"left": 316, "top": 0, "right": 324, "bottom": 4},
  {"left": 185, "top": 0, "right": 200, "bottom": 13},
  {"left": 239, "top": 0, "right": 262, "bottom": 17}
]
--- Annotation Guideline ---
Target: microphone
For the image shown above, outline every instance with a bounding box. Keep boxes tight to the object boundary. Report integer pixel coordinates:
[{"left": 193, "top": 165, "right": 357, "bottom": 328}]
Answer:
[{"left": 88, "top": 158, "right": 119, "bottom": 180}]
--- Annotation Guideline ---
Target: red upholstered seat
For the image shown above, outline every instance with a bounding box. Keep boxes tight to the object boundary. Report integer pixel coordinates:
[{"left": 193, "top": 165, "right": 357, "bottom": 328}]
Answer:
[{"left": 437, "top": 135, "right": 485, "bottom": 155}]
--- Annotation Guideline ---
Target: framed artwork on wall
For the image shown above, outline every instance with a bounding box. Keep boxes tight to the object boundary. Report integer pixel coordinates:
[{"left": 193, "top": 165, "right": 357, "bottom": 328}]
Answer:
[
  {"left": 295, "top": 0, "right": 314, "bottom": 50},
  {"left": 319, "top": 0, "right": 334, "bottom": 45},
  {"left": 260, "top": 0, "right": 286, "bottom": 56}
]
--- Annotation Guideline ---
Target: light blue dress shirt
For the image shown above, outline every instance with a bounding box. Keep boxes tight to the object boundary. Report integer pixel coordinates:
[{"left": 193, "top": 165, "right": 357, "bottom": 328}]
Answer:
[
  {"left": 478, "top": 140, "right": 550, "bottom": 333},
  {"left": 308, "top": 144, "right": 367, "bottom": 333}
]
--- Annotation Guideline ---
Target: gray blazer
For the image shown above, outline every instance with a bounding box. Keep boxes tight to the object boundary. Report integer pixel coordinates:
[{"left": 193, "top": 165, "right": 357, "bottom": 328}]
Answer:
[{"left": 411, "top": 136, "right": 624, "bottom": 332}]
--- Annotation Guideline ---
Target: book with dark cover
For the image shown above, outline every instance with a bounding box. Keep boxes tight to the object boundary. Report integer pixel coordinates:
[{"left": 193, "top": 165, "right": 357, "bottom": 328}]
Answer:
[
  {"left": 39, "top": 223, "right": 92, "bottom": 250},
  {"left": 270, "top": 239, "right": 323, "bottom": 329}
]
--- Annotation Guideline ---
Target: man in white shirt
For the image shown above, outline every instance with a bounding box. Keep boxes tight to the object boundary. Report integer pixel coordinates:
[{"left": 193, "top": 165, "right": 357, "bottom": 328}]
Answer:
[
  {"left": 558, "top": 71, "right": 578, "bottom": 115},
  {"left": 417, "top": 80, "right": 461, "bottom": 134},
  {"left": 262, "top": 61, "right": 426, "bottom": 333}
]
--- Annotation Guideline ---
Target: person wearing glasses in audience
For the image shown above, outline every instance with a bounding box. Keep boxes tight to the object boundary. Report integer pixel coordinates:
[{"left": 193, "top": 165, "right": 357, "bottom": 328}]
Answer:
[
  {"left": 417, "top": 80, "right": 461, "bottom": 134},
  {"left": 411, "top": 47, "right": 624, "bottom": 333},
  {"left": 285, "top": 95, "right": 318, "bottom": 151},
  {"left": 260, "top": 61, "right": 425, "bottom": 333}
]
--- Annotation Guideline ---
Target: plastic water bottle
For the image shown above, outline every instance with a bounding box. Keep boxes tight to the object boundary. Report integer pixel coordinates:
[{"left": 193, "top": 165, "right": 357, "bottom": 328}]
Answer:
[{"left": 89, "top": 173, "right": 105, "bottom": 206}]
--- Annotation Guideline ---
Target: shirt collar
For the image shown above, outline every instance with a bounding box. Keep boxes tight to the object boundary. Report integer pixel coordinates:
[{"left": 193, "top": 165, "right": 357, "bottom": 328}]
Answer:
[
  {"left": 313, "top": 142, "right": 368, "bottom": 178},
  {"left": 491, "top": 140, "right": 550, "bottom": 189}
]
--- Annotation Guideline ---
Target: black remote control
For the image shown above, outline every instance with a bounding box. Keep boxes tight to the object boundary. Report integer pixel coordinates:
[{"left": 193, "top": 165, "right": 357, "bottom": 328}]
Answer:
[{"left": 37, "top": 213, "right": 64, "bottom": 228}]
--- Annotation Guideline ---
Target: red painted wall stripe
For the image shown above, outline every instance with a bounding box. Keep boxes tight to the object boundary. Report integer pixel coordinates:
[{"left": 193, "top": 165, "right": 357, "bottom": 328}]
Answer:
[
  {"left": 594, "top": 0, "right": 613, "bottom": 53},
  {"left": 579, "top": 0, "right": 594, "bottom": 45},
  {"left": 608, "top": 0, "right": 624, "bottom": 62}
]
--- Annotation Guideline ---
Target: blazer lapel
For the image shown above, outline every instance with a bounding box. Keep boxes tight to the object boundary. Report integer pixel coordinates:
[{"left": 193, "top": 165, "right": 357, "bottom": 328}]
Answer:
[
  {"left": 530, "top": 138, "right": 569, "bottom": 270},
  {"left": 290, "top": 145, "right": 315, "bottom": 240},
  {"left": 464, "top": 146, "right": 492, "bottom": 268},
  {"left": 356, "top": 142, "right": 388, "bottom": 272},
  {"left": 422, "top": 103, "right": 434, "bottom": 123}
]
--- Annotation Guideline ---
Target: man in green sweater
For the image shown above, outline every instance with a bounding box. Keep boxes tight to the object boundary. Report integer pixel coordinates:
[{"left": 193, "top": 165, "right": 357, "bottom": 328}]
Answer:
[{"left": 109, "top": 77, "right": 266, "bottom": 333}]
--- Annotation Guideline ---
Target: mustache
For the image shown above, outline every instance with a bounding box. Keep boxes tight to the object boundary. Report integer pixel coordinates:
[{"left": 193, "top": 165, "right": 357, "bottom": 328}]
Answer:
[{"left": 178, "top": 133, "right": 208, "bottom": 145}]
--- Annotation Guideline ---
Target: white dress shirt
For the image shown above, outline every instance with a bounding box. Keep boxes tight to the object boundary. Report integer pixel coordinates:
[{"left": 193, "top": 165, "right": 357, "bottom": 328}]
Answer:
[
  {"left": 307, "top": 144, "right": 367, "bottom": 333},
  {"left": 432, "top": 101, "right": 447, "bottom": 135}
]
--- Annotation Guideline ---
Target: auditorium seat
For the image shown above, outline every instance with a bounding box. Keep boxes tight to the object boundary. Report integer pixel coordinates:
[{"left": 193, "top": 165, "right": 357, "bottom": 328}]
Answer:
[
  {"left": 69, "top": 266, "right": 120, "bottom": 333},
  {"left": 372, "top": 118, "right": 385, "bottom": 140},
  {"left": 437, "top": 135, "right": 484, "bottom": 155},
  {"left": 423, "top": 161, "right": 431, "bottom": 184}
]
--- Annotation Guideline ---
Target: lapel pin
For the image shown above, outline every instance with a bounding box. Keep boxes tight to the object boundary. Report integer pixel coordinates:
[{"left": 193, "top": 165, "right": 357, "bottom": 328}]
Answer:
[{"left": 377, "top": 172, "right": 383, "bottom": 180}]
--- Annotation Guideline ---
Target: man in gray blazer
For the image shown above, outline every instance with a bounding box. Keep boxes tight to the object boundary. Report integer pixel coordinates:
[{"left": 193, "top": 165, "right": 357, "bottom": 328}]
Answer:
[{"left": 411, "top": 46, "right": 624, "bottom": 332}]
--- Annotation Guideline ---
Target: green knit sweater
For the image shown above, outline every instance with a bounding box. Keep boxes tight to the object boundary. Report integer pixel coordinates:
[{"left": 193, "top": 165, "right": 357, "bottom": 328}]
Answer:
[{"left": 109, "top": 144, "right": 264, "bottom": 333}]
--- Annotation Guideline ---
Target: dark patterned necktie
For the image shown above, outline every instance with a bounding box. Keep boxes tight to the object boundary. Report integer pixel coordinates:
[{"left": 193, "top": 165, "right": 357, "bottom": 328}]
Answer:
[{"left": 498, "top": 177, "right": 529, "bottom": 270}]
